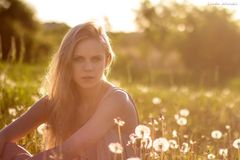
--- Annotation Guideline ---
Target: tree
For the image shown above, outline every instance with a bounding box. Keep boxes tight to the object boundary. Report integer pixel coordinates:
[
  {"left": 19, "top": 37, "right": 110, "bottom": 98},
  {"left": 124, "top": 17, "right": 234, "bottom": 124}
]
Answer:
[
  {"left": 136, "top": 0, "right": 240, "bottom": 80},
  {"left": 0, "top": 0, "right": 41, "bottom": 62}
]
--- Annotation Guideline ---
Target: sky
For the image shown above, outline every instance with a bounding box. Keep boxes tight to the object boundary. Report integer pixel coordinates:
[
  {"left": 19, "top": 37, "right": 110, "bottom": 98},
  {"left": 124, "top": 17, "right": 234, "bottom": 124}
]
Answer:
[{"left": 24, "top": 0, "right": 240, "bottom": 32}]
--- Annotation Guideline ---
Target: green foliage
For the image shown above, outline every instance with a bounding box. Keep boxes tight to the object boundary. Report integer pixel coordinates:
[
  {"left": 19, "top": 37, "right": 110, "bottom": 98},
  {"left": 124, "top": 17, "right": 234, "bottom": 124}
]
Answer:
[
  {"left": 0, "top": 62, "right": 240, "bottom": 158},
  {"left": 136, "top": 0, "right": 240, "bottom": 80}
]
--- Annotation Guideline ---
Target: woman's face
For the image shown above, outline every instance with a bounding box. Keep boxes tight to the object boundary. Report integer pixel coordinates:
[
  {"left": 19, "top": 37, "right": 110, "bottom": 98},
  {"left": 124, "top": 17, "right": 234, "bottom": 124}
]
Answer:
[{"left": 72, "top": 38, "right": 107, "bottom": 89}]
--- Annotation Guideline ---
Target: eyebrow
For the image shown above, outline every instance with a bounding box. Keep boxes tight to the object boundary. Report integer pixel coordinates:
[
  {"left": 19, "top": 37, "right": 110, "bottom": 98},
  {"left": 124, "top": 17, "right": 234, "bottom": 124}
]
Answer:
[{"left": 73, "top": 54, "right": 103, "bottom": 59}]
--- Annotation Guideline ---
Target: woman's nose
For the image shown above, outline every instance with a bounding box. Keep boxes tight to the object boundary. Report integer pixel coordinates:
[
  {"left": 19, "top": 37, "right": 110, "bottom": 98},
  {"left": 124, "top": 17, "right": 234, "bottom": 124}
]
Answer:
[{"left": 83, "top": 61, "right": 93, "bottom": 71}]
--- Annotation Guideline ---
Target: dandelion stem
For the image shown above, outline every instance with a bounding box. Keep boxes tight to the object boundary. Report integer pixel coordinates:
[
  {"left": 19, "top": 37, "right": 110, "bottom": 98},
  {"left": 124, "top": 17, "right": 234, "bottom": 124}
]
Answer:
[
  {"left": 238, "top": 149, "right": 240, "bottom": 160},
  {"left": 117, "top": 124, "right": 124, "bottom": 160},
  {"left": 113, "top": 153, "right": 117, "bottom": 160},
  {"left": 160, "top": 152, "right": 164, "bottom": 160}
]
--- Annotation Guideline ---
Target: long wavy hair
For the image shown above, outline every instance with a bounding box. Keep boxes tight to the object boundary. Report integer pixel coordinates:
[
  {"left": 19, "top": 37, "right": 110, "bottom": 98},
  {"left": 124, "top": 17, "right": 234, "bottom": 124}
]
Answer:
[{"left": 41, "top": 21, "right": 115, "bottom": 149}]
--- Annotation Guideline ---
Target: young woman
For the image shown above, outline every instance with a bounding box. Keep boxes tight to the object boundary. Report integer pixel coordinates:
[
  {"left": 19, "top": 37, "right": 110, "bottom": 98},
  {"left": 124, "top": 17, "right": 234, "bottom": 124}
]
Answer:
[{"left": 0, "top": 21, "right": 139, "bottom": 160}]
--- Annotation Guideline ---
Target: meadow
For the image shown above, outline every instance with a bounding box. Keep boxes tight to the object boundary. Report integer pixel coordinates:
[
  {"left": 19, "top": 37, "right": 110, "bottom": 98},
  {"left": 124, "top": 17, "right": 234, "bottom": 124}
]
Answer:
[{"left": 0, "top": 62, "right": 240, "bottom": 160}]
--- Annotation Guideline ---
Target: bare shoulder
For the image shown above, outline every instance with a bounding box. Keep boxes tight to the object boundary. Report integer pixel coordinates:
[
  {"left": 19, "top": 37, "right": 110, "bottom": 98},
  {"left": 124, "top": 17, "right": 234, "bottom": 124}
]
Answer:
[
  {"left": 105, "top": 89, "right": 134, "bottom": 109},
  {"left": 100, "top": 88, "right": 138, "bottom": 127}
]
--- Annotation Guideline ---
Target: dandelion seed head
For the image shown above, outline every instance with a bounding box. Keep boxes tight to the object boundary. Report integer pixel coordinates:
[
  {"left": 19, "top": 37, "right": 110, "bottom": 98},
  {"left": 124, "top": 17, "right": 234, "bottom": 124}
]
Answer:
[
  {"left": 225, "top": 125, "right": 231, "bottom": 130},
  {"left": 114, "top": 117, "right": 125, "bottom": 126},
  {"left": 207, "top": 153, "right": 215, "bottom": 159},
  {"left": 205, "top": 91, "right": 213, "bottom": 98},
  {"left": 152, "top": 97, "right": 161, "bottom": 105},
  {"left": 180, "top": 142, "right": 190, "bottom": 154},
  {"left": 183, "top": 134, "right": 189, "bottom": 139},
  {"left": 179, "top": 108, "right": 190, "bottom": 117},
  {"left": 172, "top": 130, "right": 178, "bottom": 138},
  {"left": 8, "top": 108, "right": 17, "bottom": 116},
  {"left": 233, "top": 138, "right": 240, "bottom": 149},
  {"left": 153, "top": 137, "right": 169, "bottom": 152},
  {"left": 211, "top": 130, "right": 222, "bottom": 139},
  {"left": 177, "top": 117, "right": 187, "bottom": 126},
  {"left": 168, "top": 139, "right": 178, "bottom": 149},
  {"left": 219, "top": 148, "right": 228, "bottom": 157},
  {"left": 135, "top": 125, "right": 151, "bottom": 138},
  {"left": 108, "top": 143, "right": 123, "bottom": 154}
]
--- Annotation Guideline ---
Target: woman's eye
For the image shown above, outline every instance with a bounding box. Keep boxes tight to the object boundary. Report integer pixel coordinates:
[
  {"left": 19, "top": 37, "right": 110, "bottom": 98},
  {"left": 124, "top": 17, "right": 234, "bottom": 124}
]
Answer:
[
  {"left": 92, "top": 57, "right": 102, "bottom": 62},
  {"left": 73, "top": 57, "right": 84, "bottom": 62}
]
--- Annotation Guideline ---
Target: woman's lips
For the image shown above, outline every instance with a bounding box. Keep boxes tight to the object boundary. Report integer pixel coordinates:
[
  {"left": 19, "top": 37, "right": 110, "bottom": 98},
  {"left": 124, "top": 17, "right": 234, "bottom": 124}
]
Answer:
[{"left": 82, "top": 76, "right": 94, "bottom": 80}]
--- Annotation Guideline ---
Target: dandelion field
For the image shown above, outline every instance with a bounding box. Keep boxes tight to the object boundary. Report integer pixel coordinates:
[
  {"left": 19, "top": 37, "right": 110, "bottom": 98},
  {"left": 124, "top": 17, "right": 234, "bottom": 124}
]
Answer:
[{"left": 0, "top": 62, "right": 240, "bottom": 160}]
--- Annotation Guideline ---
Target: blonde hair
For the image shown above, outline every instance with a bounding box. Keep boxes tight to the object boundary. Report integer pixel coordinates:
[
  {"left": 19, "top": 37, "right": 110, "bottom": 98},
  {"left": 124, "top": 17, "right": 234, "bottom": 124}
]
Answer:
[{"left": 42, "top": 21, "right": 115, "bottom": 149}]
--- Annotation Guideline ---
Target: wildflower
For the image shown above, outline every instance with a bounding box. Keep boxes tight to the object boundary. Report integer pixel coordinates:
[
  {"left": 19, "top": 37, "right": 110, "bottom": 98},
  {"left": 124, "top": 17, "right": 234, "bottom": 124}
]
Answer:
[
  {"left": 225, "top": 125, "right": 231, "bottom": 130},
  {"left": 222, "top": 88, "right": 230, "bottom": 96},
  {"left": 207, "top": 153, "right": 215, "bottom": 159},
  {"left": 137, "top": 86, "right": 149, "bottom": 93},
  {"left": 183, "top": 134, "right": 189, "bottom": 139},
  {"left": 127, "top": 158, "right": 141, "bottom": 160},
  {"left": 129, "top": 133, "right": 137, "bottom": 144},
  {"left": 37, "top": 123, "right": 47, "bottom": 135},
  {"left": 233, "top": 138, "right": 240, "bottom": 149},
  {"left": 8, "top": 108, "right": 17, "bottom": 116},
  {"left": 189, "top": 139, "right": 197, "bottom": 145},
  {"left": 211, "top": 130, "right": 222, "bottom": 139},
  {"left": 172, "top": 130, "right": 178, "bottom": 138},
  {"left": 11, "top": 118, "right": 16, "bottom": 122},
  {"left": 219, "top": 148, "right": 228, "bottom": 157},
  {"left": 108, "top": 143, "right": 123, "bottom": 154},
  {"left": 153, "top": 119, "right": 159, "bottom": 125},
  {"left": 158, "top": 113, "right": 165, "bottom": 121},
  {"left": 114, "top": 117, "right": 125, "bottom": 126},
  {"left": 205, "top": 91, "right": 213, "bottom": 98},
  {"left": 180, "top": 87, "right": 189, "bottom": 94},
  {"left": 5, "top": 79, "right": 16, "bottom": 87},
  {"left": 31, "top": 95, "right": 39, "bottom": 102},
  {"left": 153, "top": 137, "right": 169, "bottom": 152},
  {"left": 16, "top": 105, "right": 24, "bottom": 111},
  {"left": 179, "top": 108, "right": 190, "bottom": 117},
  {"left": 149, "top": 152, "right": 160, "bottom": 158},
  {"left": 180, "top": 142, "right": 190, "bottom": 154},
  {"left": 152, "top": 97, "right": 161, "bottom": 105},
  {"left": 174, "top": 114, "right": 180, "bottom": 120},
  {"left": 168, "top": 139, "right": 178, "bottom": 149},
  {"left": 135, "top": 125, "right": 151, "bottom": 138},
  {"left": 177, "top": 117, "right": 187, "bottom": 126}
]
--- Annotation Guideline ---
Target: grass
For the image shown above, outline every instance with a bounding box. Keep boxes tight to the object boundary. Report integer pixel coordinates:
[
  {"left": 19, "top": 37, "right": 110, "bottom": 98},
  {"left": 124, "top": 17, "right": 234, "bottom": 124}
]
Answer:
[{"left": 0, "top": 62, "right": 240, "bottom": 159}]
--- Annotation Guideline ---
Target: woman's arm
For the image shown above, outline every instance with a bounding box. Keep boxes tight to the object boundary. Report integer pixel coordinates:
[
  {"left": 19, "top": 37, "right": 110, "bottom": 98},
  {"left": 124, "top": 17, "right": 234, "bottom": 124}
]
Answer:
[
  {"left": 29, "top": 91, "right": 134, "bottom": 159},
  {"left": 0, "top": 96, "right": 51, "bottom": 143}
]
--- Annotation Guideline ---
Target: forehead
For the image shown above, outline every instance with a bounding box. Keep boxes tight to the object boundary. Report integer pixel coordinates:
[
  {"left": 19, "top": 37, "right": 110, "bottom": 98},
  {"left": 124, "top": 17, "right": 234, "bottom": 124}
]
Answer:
[{"left": 73, "top": 38, "right": 105, "bottom": 57}]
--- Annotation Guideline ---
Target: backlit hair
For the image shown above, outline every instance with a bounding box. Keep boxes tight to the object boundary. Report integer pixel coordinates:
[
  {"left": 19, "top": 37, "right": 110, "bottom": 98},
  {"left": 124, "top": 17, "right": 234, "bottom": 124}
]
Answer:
[{"left": 42, "top": 21, "right": 115, "bottom": 149}]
